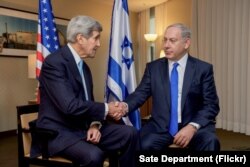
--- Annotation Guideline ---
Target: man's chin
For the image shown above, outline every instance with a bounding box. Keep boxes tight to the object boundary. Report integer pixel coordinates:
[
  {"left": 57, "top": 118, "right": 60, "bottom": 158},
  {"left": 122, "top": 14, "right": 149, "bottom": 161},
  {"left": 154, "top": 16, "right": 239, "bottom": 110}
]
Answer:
[
  {"left": 87, "top": 53, "right": 96, "bottom": 58},
  {"left": 90, "top": 54, "right": 96, "bottom": 58},
  {"left": 165, "top": 55, "right": 173, "bottom": 59}
]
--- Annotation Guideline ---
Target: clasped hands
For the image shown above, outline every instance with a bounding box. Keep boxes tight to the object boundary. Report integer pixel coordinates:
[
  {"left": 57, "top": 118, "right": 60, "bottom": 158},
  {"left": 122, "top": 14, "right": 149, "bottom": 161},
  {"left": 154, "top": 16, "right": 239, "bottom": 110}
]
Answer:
[{"left": 108, "top": 101, "right": 128, "bottom": 121}]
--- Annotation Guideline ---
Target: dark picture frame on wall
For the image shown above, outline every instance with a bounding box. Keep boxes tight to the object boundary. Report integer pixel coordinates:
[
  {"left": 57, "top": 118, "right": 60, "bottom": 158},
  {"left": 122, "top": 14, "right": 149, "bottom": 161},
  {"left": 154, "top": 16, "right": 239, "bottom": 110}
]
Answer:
[{"left": 0, "top": 6, "right": 68, "bottom": 57}]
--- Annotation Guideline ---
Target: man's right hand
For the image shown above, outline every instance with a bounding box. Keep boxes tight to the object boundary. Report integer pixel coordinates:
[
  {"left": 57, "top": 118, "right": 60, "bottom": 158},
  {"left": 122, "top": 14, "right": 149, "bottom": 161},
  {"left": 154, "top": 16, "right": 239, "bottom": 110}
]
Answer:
[{"left": 107, "top": 102, "right": 128, "bottom": 121}]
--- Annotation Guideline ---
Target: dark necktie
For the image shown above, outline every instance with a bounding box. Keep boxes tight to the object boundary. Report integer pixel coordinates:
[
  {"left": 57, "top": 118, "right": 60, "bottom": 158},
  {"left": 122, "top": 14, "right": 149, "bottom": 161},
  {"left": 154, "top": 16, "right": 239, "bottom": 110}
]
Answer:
[
  {"left": 77, "top": 60, "right": 89, "bottom": 100},
  {"left": 169, "top": 62, "right": 179, "bottom": 136}
]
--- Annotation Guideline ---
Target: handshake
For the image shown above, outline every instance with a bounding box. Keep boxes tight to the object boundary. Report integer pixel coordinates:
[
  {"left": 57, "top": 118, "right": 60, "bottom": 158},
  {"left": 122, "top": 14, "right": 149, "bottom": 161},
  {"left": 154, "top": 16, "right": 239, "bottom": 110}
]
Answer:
[{"left": 107, "top": 102, "right": 128, "bottom": 121}]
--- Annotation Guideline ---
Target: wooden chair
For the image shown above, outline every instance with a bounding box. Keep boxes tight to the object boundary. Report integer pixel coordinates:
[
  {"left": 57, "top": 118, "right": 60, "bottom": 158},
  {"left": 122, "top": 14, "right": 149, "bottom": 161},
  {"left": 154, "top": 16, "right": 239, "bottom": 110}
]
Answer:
[
  {"left": 17, "top": 104, "right": 117, "bottom": 167},
  {"left": 17, "top": 104, "right": 80, "bottom": 167}
]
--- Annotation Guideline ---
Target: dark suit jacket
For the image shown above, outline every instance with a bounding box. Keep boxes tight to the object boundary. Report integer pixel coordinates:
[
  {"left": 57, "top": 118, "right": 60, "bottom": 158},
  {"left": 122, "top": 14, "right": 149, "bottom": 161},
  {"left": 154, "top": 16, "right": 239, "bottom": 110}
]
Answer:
[
  {"left": 125, "top": 55, "right": 219, "bottom": 134},
  {"left": 36, "top": 45, "right": 105, "bottom": 156}
]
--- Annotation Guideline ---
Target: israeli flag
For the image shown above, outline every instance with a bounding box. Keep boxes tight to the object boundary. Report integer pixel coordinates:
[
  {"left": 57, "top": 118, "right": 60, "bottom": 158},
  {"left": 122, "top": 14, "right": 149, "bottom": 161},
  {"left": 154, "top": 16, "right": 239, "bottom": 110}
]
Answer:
[{"left": 105, "top": 0, "right": 141, "bottom": 130}]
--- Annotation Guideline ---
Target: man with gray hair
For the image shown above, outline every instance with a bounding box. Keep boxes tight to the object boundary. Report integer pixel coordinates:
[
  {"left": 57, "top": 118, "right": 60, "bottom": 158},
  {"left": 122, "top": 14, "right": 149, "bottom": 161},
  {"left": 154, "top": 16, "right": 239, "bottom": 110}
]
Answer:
[
  {"left": 122, "top": 23, "right": 220, "bottom": 151},
  {"left": 35, "top": 15, "right": 137, "bottom": 167}
]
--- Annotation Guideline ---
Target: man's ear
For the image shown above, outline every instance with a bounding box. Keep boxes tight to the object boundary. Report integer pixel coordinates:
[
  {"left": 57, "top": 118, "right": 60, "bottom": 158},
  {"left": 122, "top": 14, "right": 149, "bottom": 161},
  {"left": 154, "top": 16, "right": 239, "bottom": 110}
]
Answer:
[
  {"left": 184, "top": 38, "right": 191, "bottom": 49},
  {"left": 76, "top": 34, "right": 86, "bottom": 44}
]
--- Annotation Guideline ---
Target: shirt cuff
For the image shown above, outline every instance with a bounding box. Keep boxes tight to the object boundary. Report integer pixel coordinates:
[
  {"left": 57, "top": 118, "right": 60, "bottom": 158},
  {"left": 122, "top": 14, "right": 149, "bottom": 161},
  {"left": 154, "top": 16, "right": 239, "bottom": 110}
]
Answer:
[
  {"left": 189, "top": 122, "right": 201, "bottom": 130},
  {"left": 90, "top": 121, "right": 102, "bottom": 129},
  {"left": 123, "top": 102, "right": 129, "bottom": 114},
  {"left": 104, "top": 103, "right": 108, "bottom": 119}
]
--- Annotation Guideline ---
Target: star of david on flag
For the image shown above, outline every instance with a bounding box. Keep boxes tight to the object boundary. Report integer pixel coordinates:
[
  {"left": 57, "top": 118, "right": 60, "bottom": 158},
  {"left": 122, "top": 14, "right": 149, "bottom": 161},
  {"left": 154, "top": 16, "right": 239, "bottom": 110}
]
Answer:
[{"left": 105, "top": 0, "right": 141, "bottom": 130}]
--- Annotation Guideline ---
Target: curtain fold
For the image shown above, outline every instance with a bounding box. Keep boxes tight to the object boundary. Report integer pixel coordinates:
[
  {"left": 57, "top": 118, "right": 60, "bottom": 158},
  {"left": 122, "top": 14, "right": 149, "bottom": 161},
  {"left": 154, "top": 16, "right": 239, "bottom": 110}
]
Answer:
[
  {"left": 136, "top": 9, "right": 150, "bottom": 80},
  {"left": 155, "top": 3, "right": 167, "bottom": 59},
  {"left": 191, "top": 0, "right": 250, "bottom": 135}
]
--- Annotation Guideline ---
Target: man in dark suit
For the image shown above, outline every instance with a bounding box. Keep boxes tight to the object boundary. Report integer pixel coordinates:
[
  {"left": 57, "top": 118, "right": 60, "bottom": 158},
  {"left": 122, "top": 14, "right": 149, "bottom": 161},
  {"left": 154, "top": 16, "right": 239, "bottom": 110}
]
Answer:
[
  {"left": 123, "top": 23, "right": 220, "bottom": 151},
  {"left": 36, "top": 15, "right": 137, "bottom": 167}
]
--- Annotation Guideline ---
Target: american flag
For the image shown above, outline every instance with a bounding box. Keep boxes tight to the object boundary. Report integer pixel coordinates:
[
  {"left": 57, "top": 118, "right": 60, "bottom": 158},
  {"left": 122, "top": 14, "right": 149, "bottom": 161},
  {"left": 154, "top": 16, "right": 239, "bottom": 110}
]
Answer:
[
  {"left": 105, "top": 0, "right": 141, "bottom": 130},
  {"left": 36, "top": 0, "right": 60, "bottom": 78}
]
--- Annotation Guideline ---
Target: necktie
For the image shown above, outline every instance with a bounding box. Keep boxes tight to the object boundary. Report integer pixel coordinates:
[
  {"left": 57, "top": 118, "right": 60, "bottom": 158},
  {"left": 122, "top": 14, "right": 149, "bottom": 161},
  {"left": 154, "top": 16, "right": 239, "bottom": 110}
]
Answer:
[
  {"left": 77, "top": 60, "right": 89, "bottom": 101},
  {"left": 169, "top": 62, "right": 179, "bottom": 136}
]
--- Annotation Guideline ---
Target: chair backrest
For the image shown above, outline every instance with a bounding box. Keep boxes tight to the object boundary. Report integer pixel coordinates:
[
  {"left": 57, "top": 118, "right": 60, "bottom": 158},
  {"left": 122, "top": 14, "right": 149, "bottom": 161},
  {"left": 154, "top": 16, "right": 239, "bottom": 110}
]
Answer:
[
  {"left": 17, "top": 104, "right": 39, "bottom": 157},
  {"left": 21, "top": 112, "right": 38, "bottom": 156},
  {"left": 17, "top": 104, "right": 81, "bottom": 167}
]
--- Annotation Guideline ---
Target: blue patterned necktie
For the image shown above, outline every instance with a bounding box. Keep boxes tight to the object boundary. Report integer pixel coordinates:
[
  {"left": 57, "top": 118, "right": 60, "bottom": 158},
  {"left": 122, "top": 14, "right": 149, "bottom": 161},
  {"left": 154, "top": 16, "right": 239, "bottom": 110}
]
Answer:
[
  {"left": 77, "top": 60, "right": 89, "bottom": 101},
  {"left": 169, "top": 62, "right": 179, "bottom": 136}
]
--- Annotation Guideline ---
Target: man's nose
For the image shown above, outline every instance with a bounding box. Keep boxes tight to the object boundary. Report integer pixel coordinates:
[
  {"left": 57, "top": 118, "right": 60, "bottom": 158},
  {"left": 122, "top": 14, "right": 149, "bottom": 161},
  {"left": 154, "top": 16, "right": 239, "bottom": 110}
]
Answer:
[{"left": 96, "top": 40, "right": 101, "bottom": 47}]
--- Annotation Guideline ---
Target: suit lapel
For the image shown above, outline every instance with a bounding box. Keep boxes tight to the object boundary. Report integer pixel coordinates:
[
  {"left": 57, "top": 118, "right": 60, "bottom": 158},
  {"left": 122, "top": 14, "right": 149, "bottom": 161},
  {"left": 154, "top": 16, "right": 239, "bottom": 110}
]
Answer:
[
  {"left": 82, "top": 61, "right": 92, "bottom": 100},
  {"left": 62, "top": 46, "right": 83, "bottom": 86},
  {"left": 159, "top": 58, "right": 171, "bottom": 108},
  {"left": 181, "top": 56, "right": 196, "bottom": 110},
  {"left": 61, "top": 46, "right": 93, "bottom": 100}
]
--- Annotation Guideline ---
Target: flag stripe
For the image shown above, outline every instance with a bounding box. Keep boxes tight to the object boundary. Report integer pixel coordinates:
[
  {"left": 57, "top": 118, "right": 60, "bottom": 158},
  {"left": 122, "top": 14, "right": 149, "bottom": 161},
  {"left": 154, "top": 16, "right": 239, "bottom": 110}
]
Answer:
[
  {"left": 107, "top": 76, "right": 123, "bottom": 100},
  {"left": 108, "top": 56, "right": 128, "bottom": 99}
]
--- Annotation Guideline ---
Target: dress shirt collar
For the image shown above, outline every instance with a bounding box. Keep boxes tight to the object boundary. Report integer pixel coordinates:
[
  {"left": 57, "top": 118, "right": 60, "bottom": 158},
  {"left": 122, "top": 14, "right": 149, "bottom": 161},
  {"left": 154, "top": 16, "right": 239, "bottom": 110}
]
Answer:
[
  {"left": 168, "top": 53, "right": 188, "bottom": 69},
  {"left": 67, "top": 43, "right": 82, "bottom": 65}
]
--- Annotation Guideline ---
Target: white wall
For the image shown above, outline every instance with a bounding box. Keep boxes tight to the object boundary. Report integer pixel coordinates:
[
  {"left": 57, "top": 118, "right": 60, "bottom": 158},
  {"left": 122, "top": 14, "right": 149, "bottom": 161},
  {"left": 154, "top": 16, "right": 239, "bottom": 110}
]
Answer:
[{"left": 0, "top": 56, "right": 37, "bottom": 131}]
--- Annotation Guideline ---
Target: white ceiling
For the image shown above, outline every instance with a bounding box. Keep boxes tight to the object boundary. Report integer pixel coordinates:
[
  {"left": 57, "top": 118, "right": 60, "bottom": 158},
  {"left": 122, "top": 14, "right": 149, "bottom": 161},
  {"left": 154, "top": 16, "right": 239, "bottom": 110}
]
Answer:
[{"left": 91, "top": 0, "right": 168, "bottom": 12}]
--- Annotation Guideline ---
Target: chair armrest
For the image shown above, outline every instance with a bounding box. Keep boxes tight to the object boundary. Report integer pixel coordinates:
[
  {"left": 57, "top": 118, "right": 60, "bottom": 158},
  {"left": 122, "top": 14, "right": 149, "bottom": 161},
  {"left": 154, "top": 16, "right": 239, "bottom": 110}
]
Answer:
[
  {"left": 30, "top": 127, "right": 58, "bottom": 140},
  {"left": 29, "top": 120, "right": 58, "bottom": 159},
  {"left": 29, "top": 119, "right": 58, "bottom": 139}
]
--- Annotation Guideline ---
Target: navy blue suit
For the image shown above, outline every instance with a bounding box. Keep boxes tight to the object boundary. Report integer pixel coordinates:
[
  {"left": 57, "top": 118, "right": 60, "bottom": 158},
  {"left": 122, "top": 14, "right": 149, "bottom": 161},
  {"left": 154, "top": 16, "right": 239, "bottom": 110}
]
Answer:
[
  {"left": 36, "top": 45, "right": 137, "bottom": 166},
  {"left": 125, "top": 55, "right": 220, "bottom": 151}
]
